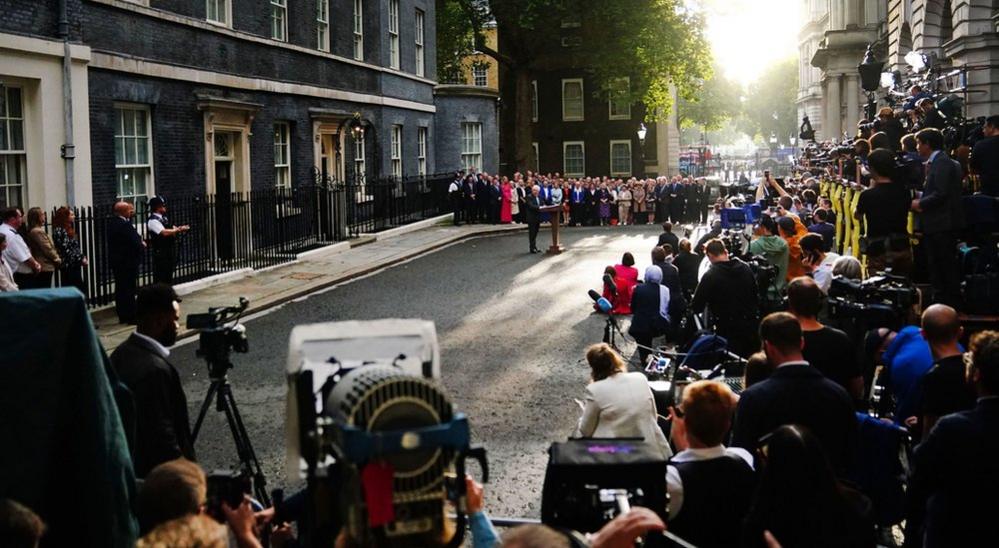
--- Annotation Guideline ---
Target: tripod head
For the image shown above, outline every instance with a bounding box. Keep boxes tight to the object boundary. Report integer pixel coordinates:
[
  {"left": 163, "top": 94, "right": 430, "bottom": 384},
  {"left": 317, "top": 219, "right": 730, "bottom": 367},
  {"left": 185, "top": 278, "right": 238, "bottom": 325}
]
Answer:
[{"left": 188, "top": 298, "right": 250, "bottom": 379}]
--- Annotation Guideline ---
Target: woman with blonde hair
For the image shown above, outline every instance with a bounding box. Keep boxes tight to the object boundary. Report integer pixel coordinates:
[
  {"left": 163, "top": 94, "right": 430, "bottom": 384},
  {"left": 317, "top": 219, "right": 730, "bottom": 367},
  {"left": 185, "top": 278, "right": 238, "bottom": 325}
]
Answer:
[
  {"left": 23, "top": 207, "right": 61, "bottom": 289},
  {"left": 574, "top": 343, "right": 672, "bottom": 458}
]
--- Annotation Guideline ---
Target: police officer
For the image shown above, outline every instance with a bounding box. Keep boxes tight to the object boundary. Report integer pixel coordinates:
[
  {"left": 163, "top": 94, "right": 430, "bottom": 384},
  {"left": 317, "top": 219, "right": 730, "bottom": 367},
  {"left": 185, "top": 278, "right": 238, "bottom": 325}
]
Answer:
[{"left": 147, "top": 196, "right": 189, "bottom": 284}]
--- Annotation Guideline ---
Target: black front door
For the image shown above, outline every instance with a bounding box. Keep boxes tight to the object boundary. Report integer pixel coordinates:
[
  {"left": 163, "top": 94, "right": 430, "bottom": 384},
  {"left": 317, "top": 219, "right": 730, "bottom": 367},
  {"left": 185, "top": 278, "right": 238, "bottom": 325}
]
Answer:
[{"left": 215, "top": 160, "right": 234, "bottom": 261}]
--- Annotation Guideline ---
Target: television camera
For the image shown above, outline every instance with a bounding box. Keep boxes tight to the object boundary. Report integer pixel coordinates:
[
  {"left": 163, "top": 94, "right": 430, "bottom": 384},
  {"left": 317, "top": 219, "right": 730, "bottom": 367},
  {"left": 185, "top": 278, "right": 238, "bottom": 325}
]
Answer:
[
  {"left": 284, "top": 319, "right": 487, "bottom": 548},
  {"left": 828, "top": 273, "right": 918, "bottom": 329}
]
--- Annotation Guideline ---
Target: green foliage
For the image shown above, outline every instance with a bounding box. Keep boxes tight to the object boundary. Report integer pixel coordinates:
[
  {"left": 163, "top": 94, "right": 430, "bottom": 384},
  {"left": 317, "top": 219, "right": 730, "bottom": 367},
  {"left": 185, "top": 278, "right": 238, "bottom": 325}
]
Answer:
[
  {"left": 436, "top": 0, "right": 476, "bottom": 84},
  {"left": 677, "top": 63, "right": 741, "bottom": 131},
  {"left": 737, "top": 57, "right": 799, "bottom": 143}
]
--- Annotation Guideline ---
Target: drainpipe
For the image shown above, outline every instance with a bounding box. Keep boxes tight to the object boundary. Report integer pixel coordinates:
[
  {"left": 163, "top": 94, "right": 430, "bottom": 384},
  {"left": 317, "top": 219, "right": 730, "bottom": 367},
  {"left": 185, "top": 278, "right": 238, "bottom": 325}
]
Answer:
[{"left": 58, "top": 0, "right": 76, "bottom": 207}]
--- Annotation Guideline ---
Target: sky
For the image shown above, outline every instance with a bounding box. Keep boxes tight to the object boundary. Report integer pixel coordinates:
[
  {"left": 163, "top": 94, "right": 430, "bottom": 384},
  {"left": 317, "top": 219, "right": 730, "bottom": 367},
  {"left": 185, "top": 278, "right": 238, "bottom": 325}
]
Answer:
[{"left": 700, "top": 0, "right": 801, "bottom": 84}]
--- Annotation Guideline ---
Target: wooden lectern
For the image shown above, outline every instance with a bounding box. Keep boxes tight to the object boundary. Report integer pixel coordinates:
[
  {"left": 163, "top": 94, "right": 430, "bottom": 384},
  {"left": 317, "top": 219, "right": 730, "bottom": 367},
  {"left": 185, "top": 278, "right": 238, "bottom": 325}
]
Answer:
[{"left": 539, "top": 205, "right": 565, "bottom": 254}]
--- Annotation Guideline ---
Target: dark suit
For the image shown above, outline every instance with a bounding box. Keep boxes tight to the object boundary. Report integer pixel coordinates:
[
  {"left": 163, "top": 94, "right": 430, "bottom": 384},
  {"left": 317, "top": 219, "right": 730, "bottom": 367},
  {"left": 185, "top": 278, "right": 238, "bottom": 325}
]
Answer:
[
  {"left": 657, "top": 230, "right": 679, "bottom": 253},
  {"left": 629, "top": 282, "right": 669, "bottom": 363},
  {"left": 653, "top": 260, "right": 687, "bottom": 319},
  {"left": 919, "top": 151, "right": 966, "bottom": 306},
  {"left": 905, "top": 397, "right": 999, "bottom": 548},
  {"left": 668, "top": 183, "right": 684, "bottom": 223},
  {"left": 673, "top": 251, "right": 701, "bottom": 296},
  {"left": 523, "top": 194, "right": 541, "bottom": 252},
  {"left": 109, "top": 333, "right": 195, "bottom": 477},
  {"left": 732, "top": 363, "right": 857, "bottom": 474},
  {"left": 107, "top": 216, "right": 145, "bottom": 323}
]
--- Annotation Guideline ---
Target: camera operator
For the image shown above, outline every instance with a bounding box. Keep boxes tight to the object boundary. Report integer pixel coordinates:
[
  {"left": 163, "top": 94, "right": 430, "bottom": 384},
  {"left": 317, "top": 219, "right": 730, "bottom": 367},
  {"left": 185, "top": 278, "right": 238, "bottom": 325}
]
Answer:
[
  {"left": 777, "top": 216, "right": 807, "bottom": 282},
  {"left": 755, "top": 171, "right": 788, "bottom": 205},
  {"left": 903, "top": 85, "right": 933, "bottom": 113},
  {"left": 911, "top": 128, "right": 966, "bottom": 307},
  {"left": 109, "top": 284, "right": 195, "bottom": 477},
  {"left": 969, "top": 115, "right": 999, "bottom": 197},
  {"left": 879, "top": 108, "right": 905, "bottom": 151},
  {"left": 788, "top": 277, "right": 863, "bottom": 402},
  {"left": 673, "top": 239, "right": 701, "bottom": 297},
  {"left": 748, "top": 215, "right": 789, "bottom": 299},
  {"left": 666, "top": 380, "right": 756, "bottom": 548},
  {"left": 916, "top": 98, "right": 947, "bottom": 131},
  {"left": 855, "top": 148, "right": 914, "bottom": 277},
  {"left": 690, "top": 239, "right": 760, "bottom": 358},
  {"left": 651, "top": 245, "right": 687, "bottom": 319},
  {"left": 905, "top": 330, "right": 999, "bottom": 548}
]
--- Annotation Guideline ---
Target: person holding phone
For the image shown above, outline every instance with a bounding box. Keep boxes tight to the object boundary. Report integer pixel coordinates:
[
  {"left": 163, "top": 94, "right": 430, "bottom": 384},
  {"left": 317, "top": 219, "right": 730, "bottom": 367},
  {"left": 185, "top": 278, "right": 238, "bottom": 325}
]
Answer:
[{"left": 755, "top": 171, "right": 788, "bottom": 206}]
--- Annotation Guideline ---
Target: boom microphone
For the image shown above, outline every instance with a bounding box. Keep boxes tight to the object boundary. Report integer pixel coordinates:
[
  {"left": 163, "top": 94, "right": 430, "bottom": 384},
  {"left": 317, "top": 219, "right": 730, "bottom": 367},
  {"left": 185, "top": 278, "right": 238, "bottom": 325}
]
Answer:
[{"left": 588, "top": 290, "right": 613, "bottom": 314}]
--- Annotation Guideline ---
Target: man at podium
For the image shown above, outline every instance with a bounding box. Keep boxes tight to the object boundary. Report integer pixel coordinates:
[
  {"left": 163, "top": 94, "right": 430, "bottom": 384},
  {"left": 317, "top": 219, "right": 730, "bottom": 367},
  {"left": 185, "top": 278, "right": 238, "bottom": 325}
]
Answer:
[{"left": 523, "top": 185, "right": 542, "bottom": 254}]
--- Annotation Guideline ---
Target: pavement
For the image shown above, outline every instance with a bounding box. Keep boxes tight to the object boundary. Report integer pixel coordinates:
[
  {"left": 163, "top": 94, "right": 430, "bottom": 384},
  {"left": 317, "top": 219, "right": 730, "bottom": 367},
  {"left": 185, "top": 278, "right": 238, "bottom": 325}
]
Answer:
[{"left": 93, "top": 217, "right": 525, "bottom": 351}]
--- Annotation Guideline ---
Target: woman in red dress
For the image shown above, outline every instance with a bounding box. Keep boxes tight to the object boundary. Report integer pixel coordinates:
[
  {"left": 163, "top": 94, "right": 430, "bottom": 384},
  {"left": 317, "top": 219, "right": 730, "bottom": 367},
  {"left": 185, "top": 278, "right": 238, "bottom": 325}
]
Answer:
[{"left": 500, "top": 178, "right": 513, "bottom": 224}]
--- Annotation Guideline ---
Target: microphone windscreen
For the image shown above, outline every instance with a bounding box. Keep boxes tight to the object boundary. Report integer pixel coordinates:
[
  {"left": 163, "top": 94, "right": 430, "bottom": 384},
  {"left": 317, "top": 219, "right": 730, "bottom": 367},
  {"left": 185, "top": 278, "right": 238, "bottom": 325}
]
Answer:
[
  {"left": 587, "top": 289, "right": 602, "bottom": 303},
  {"left": 596, "top": 298, "right": 613, "bottom": 314}
]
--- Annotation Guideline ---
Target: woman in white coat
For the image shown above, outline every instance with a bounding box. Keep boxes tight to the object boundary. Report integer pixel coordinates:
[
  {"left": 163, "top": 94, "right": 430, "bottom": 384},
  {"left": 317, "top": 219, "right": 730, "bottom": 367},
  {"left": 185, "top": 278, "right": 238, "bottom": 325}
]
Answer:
[{"left": 574, "top": 343, "right": 673, "bottom": 459}]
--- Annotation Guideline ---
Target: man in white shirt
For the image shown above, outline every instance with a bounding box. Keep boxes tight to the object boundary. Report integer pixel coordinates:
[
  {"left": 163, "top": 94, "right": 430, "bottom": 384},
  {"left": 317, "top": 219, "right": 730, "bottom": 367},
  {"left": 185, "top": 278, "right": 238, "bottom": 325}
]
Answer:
[
  {"left": 1, "top": 207, "right": 41, "bottom": 287},
  {"left": 146, "top": 196, "right": 189, "bottom": 284},
  {"left": 666, "top": 380, "right": 756, "bottom": 547}
]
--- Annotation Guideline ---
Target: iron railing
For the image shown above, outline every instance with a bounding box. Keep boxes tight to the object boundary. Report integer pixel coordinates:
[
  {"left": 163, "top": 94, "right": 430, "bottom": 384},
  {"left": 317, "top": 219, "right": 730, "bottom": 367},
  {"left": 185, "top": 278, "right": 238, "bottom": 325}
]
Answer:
[{"left": 45, "top": 173, "right": 453, "bottom": 308}]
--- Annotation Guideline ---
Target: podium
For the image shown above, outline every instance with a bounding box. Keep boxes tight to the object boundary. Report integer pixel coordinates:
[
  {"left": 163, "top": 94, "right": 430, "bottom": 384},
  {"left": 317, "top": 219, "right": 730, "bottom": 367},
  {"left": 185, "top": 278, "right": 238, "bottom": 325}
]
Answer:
[{"left": 540, "top": 205, "right": 565, "bottom": 254}]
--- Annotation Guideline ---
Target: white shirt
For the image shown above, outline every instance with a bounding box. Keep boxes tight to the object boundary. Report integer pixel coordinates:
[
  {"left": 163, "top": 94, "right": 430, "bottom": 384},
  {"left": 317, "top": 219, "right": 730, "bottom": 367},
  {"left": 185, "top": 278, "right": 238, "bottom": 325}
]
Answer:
[
  {"left": 0, "top": 222, "right": 32, "bottom": 274},
  {"left": 812, "top": 252, "right": 840, "bottom": 294},
  {"left": 147, "top": 213, "right": 165, "bottom": 235},
  {"left": 665, "top": 445, "right": 755, "bottom": 519},
  {"left": 132, "top": 331, "right": 171, "bottom": 359},
  {"left": 0, "top": 260, "right": 17, "bottom": 291}
]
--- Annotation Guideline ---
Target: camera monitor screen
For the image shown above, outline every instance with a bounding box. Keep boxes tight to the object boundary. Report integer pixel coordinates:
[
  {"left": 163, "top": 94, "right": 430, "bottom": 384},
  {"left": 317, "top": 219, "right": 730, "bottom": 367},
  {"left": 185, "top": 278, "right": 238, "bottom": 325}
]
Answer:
[{"left": 720, "top": 207, "right": 747, "bottom": 229}]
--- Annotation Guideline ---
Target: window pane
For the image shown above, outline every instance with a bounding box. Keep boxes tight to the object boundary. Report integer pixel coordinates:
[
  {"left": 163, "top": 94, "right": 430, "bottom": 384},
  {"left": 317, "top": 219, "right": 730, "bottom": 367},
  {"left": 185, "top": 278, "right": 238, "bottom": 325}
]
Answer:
[
  {"left": 7, "top": 88, "right": 21, "bottom": 118},
  {"left": 0, "top": 122, "right": 7, "bottom": 151},
  {"left": 133, "top": 169, "right": 147, "bottom": 196},
  {"left": 123, "top": 109, "right": 135, "bottom": 136},
  {"left": 114, "top": 137, "right": 125, "bottom": 164},
  {"left": 0, "top": 87, "right": 6, "bottom": 118},
  {"left": 136, "top": 136, "right": 149, "bottom": 164},
  {"left": 118, "top": 170, "right": 134, "bottom": 197},
  {"left": 136, "top": 110, "right": 147, "bottom": 136}
]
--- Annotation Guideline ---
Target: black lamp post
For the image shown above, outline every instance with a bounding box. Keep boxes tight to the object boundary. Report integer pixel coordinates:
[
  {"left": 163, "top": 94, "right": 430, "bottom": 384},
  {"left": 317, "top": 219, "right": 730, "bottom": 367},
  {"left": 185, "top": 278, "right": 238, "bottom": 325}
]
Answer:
[
  {"left": 858, "top": 44, "right": 884, "bottom": 121},
  {"left": 637, "top": 123, "right": 647, "bottom": 177}
]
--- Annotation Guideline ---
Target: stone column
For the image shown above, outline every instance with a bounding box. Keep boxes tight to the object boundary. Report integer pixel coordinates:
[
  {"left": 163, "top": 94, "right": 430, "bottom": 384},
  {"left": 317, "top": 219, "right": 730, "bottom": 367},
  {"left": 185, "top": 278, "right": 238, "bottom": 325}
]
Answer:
[
  {"left": 846, "top": 75, "right": 860, "bottom": 128},
  {"left": 845, "top": 0, "right": 860, "bottom": 27},
  {"left": 825, "top": 75, "right": 842, "bottom": 139}
]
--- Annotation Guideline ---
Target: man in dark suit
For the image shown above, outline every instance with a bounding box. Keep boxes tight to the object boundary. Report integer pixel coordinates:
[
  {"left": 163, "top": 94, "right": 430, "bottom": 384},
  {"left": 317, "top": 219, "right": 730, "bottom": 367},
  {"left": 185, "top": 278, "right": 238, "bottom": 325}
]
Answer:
[
  {"left": 107, "top": 201, "right": 146, "bottom": 324},
  {"left": 629, "top": 265, "right": 670, "bottom": 364},
  {"left": 912, "top": 128, "right": 966, "bottom": 307},
  {"left": 462, "top": 174, "right": 477, "bottom": 224},
  {"left": 657, "top": 221, "right": 679, "bottom": 251},
  {"left": 523, "top": 185, "right": 542, "bottom": 254},
  {"left": 905, "top": 330, "right": 999, "bottom": 548},
  {"left": 673, "top": 238, "right": 702, "bottom": 297},
  {"left": 669, "top": 179, "right": 685, "bottom": 223},
  {"left": 109, "top": 284, "right": 195, "bottom": 477},
  {"left": 474, "top": 171, "right": 489, "bottom": 223},
  {"left": 731, "top": 312, "right": 857, "bottom": 474},
  {"left": 651, "top": 245, "right": 687, "bottom": 320}
]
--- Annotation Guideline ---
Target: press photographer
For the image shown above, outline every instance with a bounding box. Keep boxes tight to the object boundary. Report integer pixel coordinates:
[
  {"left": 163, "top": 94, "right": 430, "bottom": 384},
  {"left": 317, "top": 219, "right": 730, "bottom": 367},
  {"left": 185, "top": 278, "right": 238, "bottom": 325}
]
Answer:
[
  {"left": 109, "top": 284, "right": 195, "bottom": 477},
  {"left": 969, "top": 115, "right": 999, "bottom": 196},
  {"left": 690, "top": 239, "right": 760, "bottom": 358},
  {"left": 854, "top": 148, "right": 914, "bottom": 277}
]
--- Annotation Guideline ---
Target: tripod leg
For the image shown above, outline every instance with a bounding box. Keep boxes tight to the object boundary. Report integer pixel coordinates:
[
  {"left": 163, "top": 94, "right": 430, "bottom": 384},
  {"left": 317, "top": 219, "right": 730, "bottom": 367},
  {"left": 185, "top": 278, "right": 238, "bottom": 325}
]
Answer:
[
  {"left": 192, "top": 380, "right": 221, "bottom": 442},
  {"left": 219, "top": 383, "right": 271, "bottom": 507}
]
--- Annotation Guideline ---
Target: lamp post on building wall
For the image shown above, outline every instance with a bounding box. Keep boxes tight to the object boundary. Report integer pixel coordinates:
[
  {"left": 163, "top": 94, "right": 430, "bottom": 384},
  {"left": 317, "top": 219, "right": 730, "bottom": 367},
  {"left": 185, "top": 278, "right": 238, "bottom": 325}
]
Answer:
[
  {"left": 858, "top": 44, "right": 884, "bottom": 121},
  {"left": 637, "top": 123, "right": 647, "bottom": 177}
]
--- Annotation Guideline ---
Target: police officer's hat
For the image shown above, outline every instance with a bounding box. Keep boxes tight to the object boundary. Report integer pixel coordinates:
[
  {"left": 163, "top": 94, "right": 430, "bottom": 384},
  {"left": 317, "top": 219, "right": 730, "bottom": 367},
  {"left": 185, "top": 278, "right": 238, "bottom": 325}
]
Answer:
[{"left": 148, "top": 196, "right": 166, "bottom": 209}]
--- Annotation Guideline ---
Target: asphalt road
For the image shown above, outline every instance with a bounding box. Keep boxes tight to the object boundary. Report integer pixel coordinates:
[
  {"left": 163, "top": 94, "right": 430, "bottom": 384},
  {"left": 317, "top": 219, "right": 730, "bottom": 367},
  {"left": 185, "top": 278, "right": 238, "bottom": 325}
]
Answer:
[{"left": 172, "top": 224, "right": 674, "bottom": 520}]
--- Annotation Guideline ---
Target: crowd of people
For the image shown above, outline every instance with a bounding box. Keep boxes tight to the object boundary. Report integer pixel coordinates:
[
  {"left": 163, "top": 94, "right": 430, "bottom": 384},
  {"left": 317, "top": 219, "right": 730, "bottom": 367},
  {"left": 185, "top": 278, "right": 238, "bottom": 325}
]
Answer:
[{"left": 448, "top": 169, "right": 712, "bottom": 229}]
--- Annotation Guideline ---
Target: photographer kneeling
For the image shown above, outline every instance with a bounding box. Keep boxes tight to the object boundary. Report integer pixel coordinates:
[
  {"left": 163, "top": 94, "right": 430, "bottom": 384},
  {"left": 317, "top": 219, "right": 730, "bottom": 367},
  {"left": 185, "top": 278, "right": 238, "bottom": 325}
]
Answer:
[
  {"left": 109, "top": 284, "right": 195, "bottom": 477},
  {"left": 690, "top": 239, "right": 760, "bottom": 358}
]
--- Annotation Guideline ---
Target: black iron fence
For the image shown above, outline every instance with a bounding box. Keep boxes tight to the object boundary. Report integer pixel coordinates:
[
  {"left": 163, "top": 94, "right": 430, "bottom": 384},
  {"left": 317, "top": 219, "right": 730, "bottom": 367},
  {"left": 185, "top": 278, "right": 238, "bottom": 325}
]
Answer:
[{"left": 45, "top": 173, "right": 453, "bottom": 308}]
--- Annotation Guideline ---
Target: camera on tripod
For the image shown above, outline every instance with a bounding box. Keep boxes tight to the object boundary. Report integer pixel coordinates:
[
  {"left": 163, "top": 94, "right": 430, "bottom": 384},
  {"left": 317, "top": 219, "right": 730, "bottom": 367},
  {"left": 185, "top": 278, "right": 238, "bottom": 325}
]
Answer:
[
  {"left": 828, "top": 273, "right": 917, "bottom": 327},
  {"left": 188, "top": 297, "right": 249, "bottom": 378}
]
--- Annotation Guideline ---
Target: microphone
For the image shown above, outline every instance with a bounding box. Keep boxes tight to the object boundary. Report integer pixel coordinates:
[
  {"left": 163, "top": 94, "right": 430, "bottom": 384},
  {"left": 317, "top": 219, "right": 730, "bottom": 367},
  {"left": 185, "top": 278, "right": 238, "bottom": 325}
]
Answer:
[
  {"left": 587, "top": 289, "right": 613, "bottom": 314},
  {"left": 602, "top": 273, "right": 618, "bottom": 296}
]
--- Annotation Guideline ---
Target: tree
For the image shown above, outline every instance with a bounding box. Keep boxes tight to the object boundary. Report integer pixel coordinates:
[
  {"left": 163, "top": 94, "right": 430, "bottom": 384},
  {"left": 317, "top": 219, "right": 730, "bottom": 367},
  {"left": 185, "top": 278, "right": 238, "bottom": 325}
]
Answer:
[
  {"left": 450, "top": 0, "right": 712, "bottom": 173},
  {"left": 436, "top": 0, "right": 476, "bottom": 84},
  {"left": 677, "top": 64, "right": 742, "bottom": 131},
  {"left": 737, "top": 57, "right": 799, "bottom": 144}
]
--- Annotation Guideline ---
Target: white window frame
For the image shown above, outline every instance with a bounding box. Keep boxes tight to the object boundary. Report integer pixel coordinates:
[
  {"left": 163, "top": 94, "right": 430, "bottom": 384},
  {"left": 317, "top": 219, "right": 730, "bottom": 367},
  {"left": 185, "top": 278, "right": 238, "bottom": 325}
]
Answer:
[
  {"left": 270, "top": 0, "right": 287, "bottom": 42},
  {"left": 608, "top": 77, "right": 631, "bottom": 120},
  {"left": 206, "top": 0, "right": 231, "bottom": 27},
  {"left": 114, "top": 104, "right": 154, "bottom": 203},
  {"left": 415, "top": 9, "right": 425, "bottom": 77},
  {"left": 531, "top": 80, "right": 538, "bottom": 122},
  {"left": 353, "top": 134, "right": 366, "bottom": 187},
  {"left": 388, "top": 0, "right": 400, "bottom": 70},
  {"left": 417, "top": 127, "right": 427, "bottom": 178},
  {"left": 391, "top": 125, "right": 403, "bottom": 179},
  {"left": 562, "top": 78, "right": 584, "bottom": 122},
  {"left": 273, "top": 122, "right": 291, "bottom": 189},
  {"left": 609, "top": 140, "right": 632, "bottom": 177},
  {"left": 472, "top": 64, "right": 488, "bottom": 87},
  {"left": 461, "top": 122, "right": 482, "bottom": 172},
  {"left": 563, "top": 141, "right": 585, "bottom": 177},
  {"left": 353, "top": 0, "right": 364, "bottom": 60},
  {"left": 532, "top": 142, "right": 540, "bottom": 173},
  {"left": 0, "top": 84, "right": 27, "bottom": 209},
  {"left": 316, "top": 0, "right": 330, "bottom": 52}
]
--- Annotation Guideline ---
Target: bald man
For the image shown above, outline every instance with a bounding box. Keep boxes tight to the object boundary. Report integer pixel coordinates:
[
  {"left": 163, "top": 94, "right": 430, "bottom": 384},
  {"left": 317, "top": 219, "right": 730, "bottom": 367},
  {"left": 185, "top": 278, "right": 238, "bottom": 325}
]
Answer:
[
  {"left": 918, "top": 304, "right": 975, "bottom": 438},
  {"left": 107, "top": 201, "right": 146, "bottom": 324}
]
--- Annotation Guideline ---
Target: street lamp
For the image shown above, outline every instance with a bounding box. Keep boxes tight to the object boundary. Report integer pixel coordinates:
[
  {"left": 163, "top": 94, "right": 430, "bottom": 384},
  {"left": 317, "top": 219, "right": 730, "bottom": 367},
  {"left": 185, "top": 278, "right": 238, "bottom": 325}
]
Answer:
[
  {"left": 637, "top": 123, "right": 647, "bottom": 177},
  {"left": 858, "top": 44, "right": 884, "bottom": 121}
]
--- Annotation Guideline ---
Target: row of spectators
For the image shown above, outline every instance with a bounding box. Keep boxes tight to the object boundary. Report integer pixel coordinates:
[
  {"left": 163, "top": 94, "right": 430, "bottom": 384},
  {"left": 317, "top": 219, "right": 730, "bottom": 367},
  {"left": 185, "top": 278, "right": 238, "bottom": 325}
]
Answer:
[{"left": 448, "top": 169, "right": 712, "bottom": 227}]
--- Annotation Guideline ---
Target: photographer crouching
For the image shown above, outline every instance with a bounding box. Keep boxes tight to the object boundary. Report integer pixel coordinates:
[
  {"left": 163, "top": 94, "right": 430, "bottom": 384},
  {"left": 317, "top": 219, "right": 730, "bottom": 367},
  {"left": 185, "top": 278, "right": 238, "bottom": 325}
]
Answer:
[{"left": 690, "top": 239, "right": 760, "bottom": 358}]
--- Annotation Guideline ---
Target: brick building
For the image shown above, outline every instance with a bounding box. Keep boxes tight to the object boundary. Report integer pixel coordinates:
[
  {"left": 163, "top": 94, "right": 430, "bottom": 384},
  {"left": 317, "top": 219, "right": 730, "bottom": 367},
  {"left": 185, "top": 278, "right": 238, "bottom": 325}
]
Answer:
[{"left": 1, "top": 0, "right": 498, "bottom": 210}]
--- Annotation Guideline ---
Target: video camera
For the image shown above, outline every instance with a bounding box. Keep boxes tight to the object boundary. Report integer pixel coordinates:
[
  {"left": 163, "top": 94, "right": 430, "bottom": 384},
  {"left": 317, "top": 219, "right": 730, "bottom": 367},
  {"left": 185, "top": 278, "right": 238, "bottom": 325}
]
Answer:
[
  {"left": 187, "top": 297, "right": 249, "bottom": 378},
  {"left": 828, "top": 273, "right": 917, "bottom": 328},
  {"left": 205, "top": 469, "right": 252, "bottom": 522},
  {"left": 284, "top": 319, "right": 486, "bottom": 548}
]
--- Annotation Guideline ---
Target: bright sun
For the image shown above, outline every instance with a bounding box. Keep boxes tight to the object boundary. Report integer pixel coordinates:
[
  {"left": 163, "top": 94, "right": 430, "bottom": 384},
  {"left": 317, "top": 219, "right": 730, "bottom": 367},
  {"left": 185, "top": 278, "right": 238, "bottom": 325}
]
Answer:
[{"left": 701, "top": 0, "right": 802, "bottom": 84}]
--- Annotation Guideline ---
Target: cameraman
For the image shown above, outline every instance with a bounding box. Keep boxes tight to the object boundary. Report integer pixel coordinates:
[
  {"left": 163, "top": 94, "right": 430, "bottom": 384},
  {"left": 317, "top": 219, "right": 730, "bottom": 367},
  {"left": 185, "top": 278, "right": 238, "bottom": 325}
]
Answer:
[
  {"left": 879, "top": 108, "right": 905, "bottom": 151},
  {"left": 690, "top": 239, "right": 760, "bottom": 358},
  {"left": 748, "top": 215, "right": 789, "bottom": 299},
  {"left": 855, "top": 148, "right": 913, "bottom": 277},
  {"left": 970, "top": 115, "right": 999, "bottom": 196},
  {"left": 110, "top": 284, "right": 195, "bottom": 477},
  {"left": 755, "top": 171, "right": 788, "bottom": 205}
]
